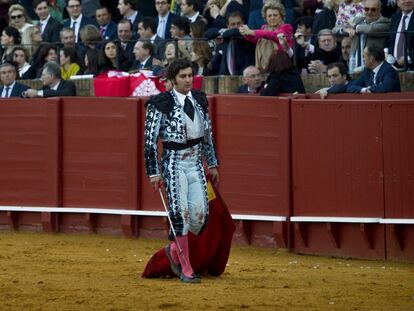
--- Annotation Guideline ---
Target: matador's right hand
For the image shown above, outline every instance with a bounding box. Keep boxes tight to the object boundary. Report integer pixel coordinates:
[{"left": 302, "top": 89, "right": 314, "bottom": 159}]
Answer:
[{"left": 150, "top": 176, "right": 163, "bottom": 192}]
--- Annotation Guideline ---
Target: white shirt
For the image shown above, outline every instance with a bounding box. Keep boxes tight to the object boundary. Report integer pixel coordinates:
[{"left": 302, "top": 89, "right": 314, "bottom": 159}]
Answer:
[
  {"left": 126, "top": 11, "right": 138, "bottom": 26},
  {"left": 1, "top": 81, "right": 16, "bottom": 98},
  {"left": 39, "top": 14, "right": 51, "bottom": 34},
  {"left": 372, "top": 61, "right": 384, "bottom": 84},
  {"left": 150, "top": 34, "right": 157, "bottom": 44},
  {"left": 188, "top": 11, "right": 200, "bottom": 23},
  {"left": 70, "top": 14, "right": 83, "bottom": 42},
  {"left": 393, "top": 10, "right": 413, "bottom": 58},
  {"left": 157, "top": 12, "right": 170, "bottom": 39},
  {"left": 173, "top": 88, "right": 203, "bottom": 140}
]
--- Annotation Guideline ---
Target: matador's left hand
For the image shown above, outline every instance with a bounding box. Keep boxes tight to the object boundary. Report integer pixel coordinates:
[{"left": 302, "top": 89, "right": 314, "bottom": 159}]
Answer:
[{"left": 209, "top": 167, "right": 219, "bottom": 187}]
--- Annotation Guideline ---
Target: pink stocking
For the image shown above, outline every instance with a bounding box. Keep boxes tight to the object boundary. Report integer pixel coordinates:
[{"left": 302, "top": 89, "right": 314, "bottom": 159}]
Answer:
[{"left": 174, "top": 235, "right": 194, "bottom": 277}]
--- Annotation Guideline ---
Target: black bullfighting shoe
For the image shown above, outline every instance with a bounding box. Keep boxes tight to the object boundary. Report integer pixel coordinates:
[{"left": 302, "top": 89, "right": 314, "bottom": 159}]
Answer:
[{"left": 165, "top": 244, "right": 182, "bottom": 277}]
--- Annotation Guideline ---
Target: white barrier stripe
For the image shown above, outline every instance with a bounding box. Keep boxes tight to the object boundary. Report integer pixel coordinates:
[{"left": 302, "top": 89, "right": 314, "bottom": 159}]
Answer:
[
  {"left": 290, "top": 216, "right": 380, "bottom": 223},
  {"left": 379, "top": 218, "right": 414, "bottom": 224},
  {"left": 0, "top": 206, "right": 285, "bottom": 221}
]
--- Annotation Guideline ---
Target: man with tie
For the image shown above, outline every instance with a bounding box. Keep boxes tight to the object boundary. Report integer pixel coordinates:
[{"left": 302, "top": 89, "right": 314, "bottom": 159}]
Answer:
[
  {"left": 117, "top": 0, "right": 142, "bottom": 33},
  {"left": 117, "top": 19, "right": 137, "bottom": 62},
  {"left": 155, "top": 0, "right": 178, "bottom": 40},
  {"left": 138, "top": 17, "right": 165, "bottom": 60},
  {"left": 95, "top": 6, "right": 117, "bottom": 40},
  {"left": 385, "top": 0, "right": 414, "bottom": 68},
  {"left": 23, "top": 61, "right": 77, "bottom": 98},
  {"left": 33, "top": 0, "right": 63, "bottom": 43},
  {"left": 132, "top": 41, "right": 155, "bottom": 71},
  {"left": 0, "top": 62, "right": 28, "bottom": 98},
  {"left": 63, "top": 0, "right": 98, "bottom": 42},
  {"left": 347, "top": 45, "right": 401, "bottom": 92},
  {"left": 144, "top": 58, "right": 219, "bottom": 283}
]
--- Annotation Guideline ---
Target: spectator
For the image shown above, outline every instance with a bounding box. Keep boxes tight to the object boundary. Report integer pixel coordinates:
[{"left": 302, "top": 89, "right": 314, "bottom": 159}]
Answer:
[
  {"left": 334, "top": 0, "right": 390, "bottom": 73},
  {"left": 190, "top": 20, "right": 206, "bottom": 39},
  {"left": 181, "top": 0, "right": 206, "bottom": 24},
  {"left": 117, "top": 19, "right": 137, "bottom": 62},
  {"left": 155, "top": 0, "right": 178, "bottom": 40},
  {"left": 340, "top": 36, "right": 352, "bottom": 69},
  {"left": 21, "top": 26, "right": 43, "bottom": 61},
  {"left": 170, "top": 16, "right": 192, "bottom": 60},
  {"left": 315, "top": 62, "right": 349, "bottom": 98},
  {"left": 23, "top": 61, "right": 77, "bottom": 97},
  {"left": 335, "top": 0, "right": 365, "bottom": 28},
  {"left": 117, "top": 0, "right": 142, "bottom": 33},
  {"left": 307, "top": 29, "right": 342, "bottom": 73},
  {"left": 203, "top": 0, "right": 227, "bottom": 30},
  {"left": 211, "top": 11, "right": 255, "bottom": 75},
  {"left": 32, "top": 44, "right": 58, "bottom": 78},
  {"left": 239, "top": 2, "right": 293, "bottom": 71},
  {"left": 48, "top": 0, "right": 66, "bottom": 22},
  {"left": 98, "top": 39, "right": 131, "bottom": 73},
  {"left": 79, "top": 24, "right": 102, "bottom": 50},
  {"left": 60, "top": 27, "right": 76, "bottom": 48},
  {"left": 152, "top": 41, "right": 180, "bottom": 75},
  {"left": 191, "top": 40, "right": 214, "bottom": 75},
  {"left": 237, "top": 65, "right": 264, "bottom": 93},
  {"left": 0, "top": 61, "right": 28, "bottom": 98},
  {"left": 385, "top": 0, "right": 414, "bottom": 69},
  {"left": 60, "top": 46, "right": 82, "bottom": 80},
  {"left": 33, "top": 0, "right": 63, "bottom": 44},
  {"left": 1, "top": 26, "right": 21, "bottom": 62},
  {"left": 293, "top": 15, "right": 314, "bottom": 72},
  {"left": 137, "top": 17, "right": 165, "bottom": 60},
  {"left": 8, "top": 4, "right": 33, "bottom": 35},
  {"left": 131, "top": 40, "right": 155, "bottom": 71},
  {"left": 84, "top": 48, "right": 99, "bottom": 75},
  {"left": 311, "top": 0, "right": 340, "bottom": 45},
  {"left": 261, "top": 50, "right": 306, "bottom": 96},
  {"left": 63, "top": 0, "right": 98, "bottom": 42},
  {"left": 12, "top": 46, "right": 36, "bottom": 79},
  {"left": 347, "top": 45, "right": 401, "bottom": 92},
  {"left": 95, "top": 6, "right": 117, "bottom": 40}
]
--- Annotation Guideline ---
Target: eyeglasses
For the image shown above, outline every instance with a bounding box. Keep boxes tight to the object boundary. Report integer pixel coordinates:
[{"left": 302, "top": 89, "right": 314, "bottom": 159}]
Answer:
[
  {"left": 10, "top": 14, "right": 23, "bottom": 19},
  {"left": 155, "top": 1, "right": 168, "bottom": 5},
  {"left": 364, "top": 7, "right": 378, "bottom": 12},
  {"left": 67, "top": 4, "right": 81, "bottom": 8}
]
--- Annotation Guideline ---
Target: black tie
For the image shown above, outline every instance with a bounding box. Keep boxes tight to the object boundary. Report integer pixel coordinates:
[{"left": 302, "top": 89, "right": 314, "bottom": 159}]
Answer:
[
  {"left": 5, "top": 86, "right": 10, "bottom": 98},
  {"left": 184, "top": 96, "right": 194, "bottom": 121}
]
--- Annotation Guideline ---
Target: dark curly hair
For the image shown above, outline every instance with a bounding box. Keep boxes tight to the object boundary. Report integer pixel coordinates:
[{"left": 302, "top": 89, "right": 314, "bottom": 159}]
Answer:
[{"left": 166, "top": 58, "right": 193, "bottom": 81}]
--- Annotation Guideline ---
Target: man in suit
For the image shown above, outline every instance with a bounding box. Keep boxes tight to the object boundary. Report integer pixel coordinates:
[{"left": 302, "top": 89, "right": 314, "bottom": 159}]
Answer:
[
  {"left": 23, "top": 62, "right": 77, "bottom": 98},
  {"left": 237, "top": 66, "right": 263, "bottom": 94},
  {"left": 132, "top": 41, "right": 155, "bottom": 71},
  {"left": 117, "top": 0, "right": 142, "bottom": 33},
  {"left": 347, "top": 45, "right": 401, "bottom": 93},
  {"left": 155, "top": 0, "right": 178, "bottom": 40},
  {"left": 63, "top": 0, "right": 98, "bottom": 42},
  {"left": 33, "top": 0, "right": 63, "bottom": 43},
  {"left": 180, "top": 0, "right": 206, "bottom": 25},
  {"left": 95, "top": 6, "right": 117, "bottom": 40},
  {"left": 385, "top": 0, "right": 414, "bottom": 69},
  {"left": 117, "top": 19, "right": 137, "bottom": 63},
  {"left": 333, "top": 0, "right": 390, "bottom": 73},
  {"left": 138, "top": 17, "right": 165, "bottom": 60},
  {"left": 316, "top": 62, "right": 350, "bottom": 98},
  {"left": 211, "top": 11, "right": 255, "bottom": 75},
  {"left": 0, "top": 62, "right": 28, "bottom": 98}
]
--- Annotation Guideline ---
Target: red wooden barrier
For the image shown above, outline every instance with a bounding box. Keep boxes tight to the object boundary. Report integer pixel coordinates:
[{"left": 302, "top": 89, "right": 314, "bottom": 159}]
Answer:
[
  {"left": 291, "top": 99, "right": 385, "bottom": 259},
  {"left": 0, "top": 99, "right": 60, "bottom": 231},
  {"left": 60, "top": 97, "right": 140, "bottom": 235},
  {"left": 381, "top": 101, "right": 414, "bottom": 261}
]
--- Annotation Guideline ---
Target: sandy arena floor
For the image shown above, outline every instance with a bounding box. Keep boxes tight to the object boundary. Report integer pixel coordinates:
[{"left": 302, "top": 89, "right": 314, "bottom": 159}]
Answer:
[{"left": 0, "top": 232, "right": 413, "bottom": 311}]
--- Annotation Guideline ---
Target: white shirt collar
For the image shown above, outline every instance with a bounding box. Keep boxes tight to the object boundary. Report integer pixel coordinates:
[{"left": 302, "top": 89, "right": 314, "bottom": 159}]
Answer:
[
  {"left": 402, "top": 10, "right": 413, "bottom": 19},
  {"left": 4, "top": 80, "right": 16, "bottom": 89},
  {"left": 41, "top": 14, "right": 51, "bottom": 24},
  {"left": 173, "top": 88, "right": 192, "bottom": 104},
  {"left": 372, "top": 61, "right": 384, "bottom": 75},
  {"left": 141, "top": 55, "right": 151, "bottom": 66},
  {"left": 71, "top": 13, "right": 82, "bottom": 24},
  {"left": 188, "top": 11, "right": 199, "bottom": 23},
  {"left": 158, "top": 11, "right": 170, "bottom": 21},
  {"left": 127, "top": 11, "right": 138, "bottom": 23},
  {"left": 150, "top": 34, "right": 157, "bottom": 43}
]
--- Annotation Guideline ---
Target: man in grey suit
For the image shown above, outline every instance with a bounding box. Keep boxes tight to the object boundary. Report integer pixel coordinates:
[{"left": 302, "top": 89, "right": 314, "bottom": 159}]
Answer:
[{"left": 333, "top": 0, "right": 390, "bottom": 73}]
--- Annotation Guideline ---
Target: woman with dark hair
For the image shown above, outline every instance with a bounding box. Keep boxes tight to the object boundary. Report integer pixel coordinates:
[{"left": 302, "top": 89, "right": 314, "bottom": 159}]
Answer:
[
  {"left": 261, "top": 50, "right": 306, "bottom": 96},
  {"left": 60, "top": 46, "right": 82, "bottom": 80},
  {"left": 191, "top": 41, "right": 214, "bottom": 76},
  {"left": 98, "top": 40, "right": 131, "bottom": 74},
  {"left": 33, "top": 44, "right": 58, "bottom": 78},
  {"left": 84, "top": 48, "right": 99, "bottom": 76},
  {"left": 12, "top": 46, "right": 36, "bottom": 79},
  {"left": 1, "top": 26, "right": 21, "bottom": 62}
]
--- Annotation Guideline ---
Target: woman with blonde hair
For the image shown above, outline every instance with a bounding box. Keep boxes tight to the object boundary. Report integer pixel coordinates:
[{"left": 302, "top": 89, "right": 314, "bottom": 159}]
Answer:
[
  {"left": 239, "top": 1, "right": 293, "bottom": 71},
  {"left": 8, "top": 4, "right": 34, "bottom": 34},
  {"left": 21, "top": 26, "right": 42, "bottom": 60},
  {"left": 80, "top": 24, "right": 102, "bottom": 50}
]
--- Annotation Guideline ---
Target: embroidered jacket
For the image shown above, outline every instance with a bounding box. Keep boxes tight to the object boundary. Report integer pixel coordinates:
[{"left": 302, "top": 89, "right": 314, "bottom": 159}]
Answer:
[{"left": 144, "top": 89, "right": 219, "bottom": 176}]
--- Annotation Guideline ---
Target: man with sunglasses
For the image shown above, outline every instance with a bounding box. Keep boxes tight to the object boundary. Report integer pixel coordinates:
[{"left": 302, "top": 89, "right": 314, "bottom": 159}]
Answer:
[
  {"left": 333, "top": 0, "right": 390, "bottom": 73},
  {"left": 62, "top": 0, "right": 98, "bottom": 42}
]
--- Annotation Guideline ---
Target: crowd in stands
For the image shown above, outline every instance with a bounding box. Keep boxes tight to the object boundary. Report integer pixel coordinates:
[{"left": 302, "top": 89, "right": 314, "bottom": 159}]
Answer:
[{"left": 0, "top": 0, "right": 412, "bottom": 98}]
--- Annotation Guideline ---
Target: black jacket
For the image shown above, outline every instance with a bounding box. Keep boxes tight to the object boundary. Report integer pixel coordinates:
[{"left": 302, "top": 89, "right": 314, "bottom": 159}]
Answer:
[
  {"left": 42, "top": 80, "right": 77, "bottom": 97},
  {"left": 261, "top": 69, "right": 306, "bottom": 96}
]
